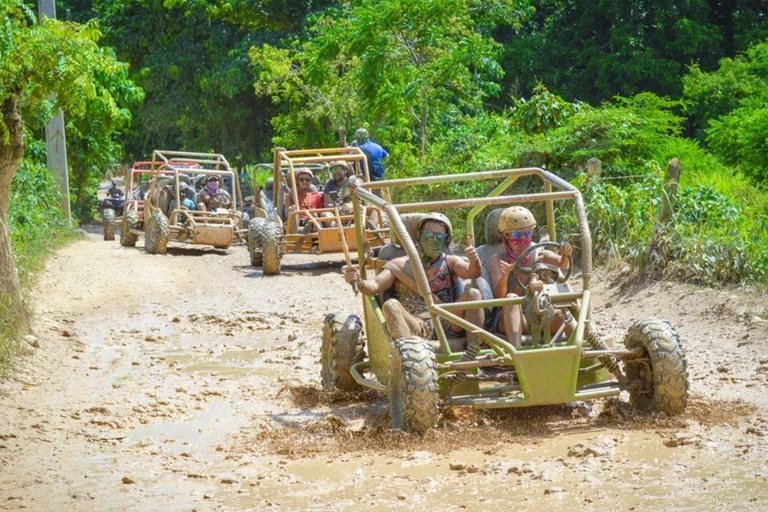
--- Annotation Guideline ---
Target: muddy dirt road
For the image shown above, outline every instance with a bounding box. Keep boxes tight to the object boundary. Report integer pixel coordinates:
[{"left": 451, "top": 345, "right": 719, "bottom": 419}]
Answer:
[{"left": 1, "top": 231, "right": 767, "bottom": 511}]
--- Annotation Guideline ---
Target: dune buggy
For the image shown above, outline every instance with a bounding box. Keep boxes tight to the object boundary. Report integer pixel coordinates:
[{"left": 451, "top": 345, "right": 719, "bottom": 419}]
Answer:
[
  {"left": 321, "top": 168, "right": 689, "bottom": 432},
  {"left": 247, "top": 147, "right": 389, "bottom": 274},
  {"left": 121, "top": 150, "right": 247, "bottom": 254}
]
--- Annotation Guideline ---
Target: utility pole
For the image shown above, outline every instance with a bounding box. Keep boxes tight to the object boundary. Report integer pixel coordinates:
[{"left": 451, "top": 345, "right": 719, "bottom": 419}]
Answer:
[{"left": 38, "top": 0, "right": 72, "bottom": 227}]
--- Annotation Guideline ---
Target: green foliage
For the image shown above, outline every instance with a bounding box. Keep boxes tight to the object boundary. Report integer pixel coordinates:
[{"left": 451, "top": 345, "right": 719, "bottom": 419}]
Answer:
[
  {"left": 251, "top": 0, "right": 525, "bottom": 152},
  {"left": 8, "top": 154, "right": 76, "bottom": 286}
]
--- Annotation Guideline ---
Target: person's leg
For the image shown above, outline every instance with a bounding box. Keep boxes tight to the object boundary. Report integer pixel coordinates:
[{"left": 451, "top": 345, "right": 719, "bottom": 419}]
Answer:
[
  {"left": 453, "top": 288, "right": 484, "bottom": 344},
  {"left": 382, "top": 299, "right": 428, "bottom": 340},
  {"left": 499, "top": 293, "right": 528, "bottom": 348}
]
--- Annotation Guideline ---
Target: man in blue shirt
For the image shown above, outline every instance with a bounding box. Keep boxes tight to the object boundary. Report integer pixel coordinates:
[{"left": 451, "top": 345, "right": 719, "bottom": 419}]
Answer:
[{"left": 351, "top": 128, "right": 388, "bottom": 181}]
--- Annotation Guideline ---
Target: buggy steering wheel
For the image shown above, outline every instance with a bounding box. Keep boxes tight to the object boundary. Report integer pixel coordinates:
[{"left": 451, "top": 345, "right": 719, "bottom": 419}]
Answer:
[
  {"left": 209, "top": 192, "right": 232, "bottom": 209},
  {"left": 513, "top": 241, "right": 572, "bottom": 290}
]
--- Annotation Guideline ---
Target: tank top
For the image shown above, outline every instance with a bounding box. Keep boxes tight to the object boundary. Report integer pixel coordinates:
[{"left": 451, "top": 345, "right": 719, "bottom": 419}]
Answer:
[{"left": 393, "top": 254, "right": 457, "bottom": 318}]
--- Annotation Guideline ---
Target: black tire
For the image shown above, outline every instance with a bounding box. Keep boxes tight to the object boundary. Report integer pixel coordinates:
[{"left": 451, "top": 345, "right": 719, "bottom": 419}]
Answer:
[
  {"left": 389, "top": 336, "right": 439, "bottom": 433},
  {"left": 321, "top": 314, "right": 365, "bottom": 391},
  {"left": 120, "top": 210, "right": 139, "bottom": 247},
  {"left": 248, "top": 217, "right": 266, "bottom": 267},
  {"left": 262, "top": 220, "right": 282, "bottom": 275},
  {"left": 145, "top": 212, "right": 170, "bottom": 255},
  {"left": 102, "top": 208, "right": 116, "bottom": 241},
  {"left": 624, "top": 318, "right": 689, "bottom": 415}
]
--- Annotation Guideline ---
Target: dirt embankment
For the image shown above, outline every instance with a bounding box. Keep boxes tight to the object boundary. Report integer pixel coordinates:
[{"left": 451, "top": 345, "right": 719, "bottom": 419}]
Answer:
[{"left": 1, "top": 231, "right": 767, "bottom": 511}]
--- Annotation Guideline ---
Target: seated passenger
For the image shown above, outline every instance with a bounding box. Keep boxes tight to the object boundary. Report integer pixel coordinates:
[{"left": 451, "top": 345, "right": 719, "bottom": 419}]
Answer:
[
  {"left": 323, "top": 162, "right": 352, "bottom": 208},
  {"left": 489, "top": 207, "right": 573, "bottom": 348},
  {"left": 285, "top": 168, "right": 325, "bottom": 233},
  {"left": 168, "top": 182, "right": 197, "bottom": 217},
  {"left": 197, "top": 176, "right": 231, "bottom": 211},
  {"left": 344, "top": 214, "right": 484, "bottom": 344}
]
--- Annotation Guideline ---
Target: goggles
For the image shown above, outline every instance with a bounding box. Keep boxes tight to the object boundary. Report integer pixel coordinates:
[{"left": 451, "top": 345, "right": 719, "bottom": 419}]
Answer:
[
  {"left": 297, "top": 177, "right": 312, "bottom": 183},
  {"left": 421, "top": 229, "right": 449, "bottom": 243},
  {"left": 504, "top": 229, "right": 533, "bottom": 240}
]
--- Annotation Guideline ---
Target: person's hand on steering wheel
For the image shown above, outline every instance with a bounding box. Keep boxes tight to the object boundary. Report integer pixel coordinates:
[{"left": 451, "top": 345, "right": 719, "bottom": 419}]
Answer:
[{"left": 513, "top": 241, "right": 573, "bottom": 290}]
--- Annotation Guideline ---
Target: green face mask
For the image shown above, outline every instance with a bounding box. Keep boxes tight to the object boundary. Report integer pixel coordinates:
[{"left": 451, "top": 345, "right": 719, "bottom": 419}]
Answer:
[{"left": 419, "top": 229, "right": 449, "bottom": 260}]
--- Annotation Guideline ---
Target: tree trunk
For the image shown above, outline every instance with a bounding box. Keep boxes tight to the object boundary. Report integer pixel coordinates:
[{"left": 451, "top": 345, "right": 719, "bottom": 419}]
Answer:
[
  {"left": 419, "top": 102, "right": 427, "bottom": 157},
  {"left": 0, "top": 96, "right": 25, "bottom": 301}
]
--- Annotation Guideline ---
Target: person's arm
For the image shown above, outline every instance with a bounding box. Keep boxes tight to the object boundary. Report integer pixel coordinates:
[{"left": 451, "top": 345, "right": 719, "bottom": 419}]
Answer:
[
  {"left": 538, "top": 243, "right": 572, "bottom": 269},
  {"left": 344, "top": 266, "right": 396, "bottom": 296},
  {"left": 490, "top": 253, "right": 516, "bottom": 299},
  {"left": 284, "top": 191, "right": 294, "bottom": 208},
  {"left": 447, "top": 237, "right": 481, "bottom": 280}
]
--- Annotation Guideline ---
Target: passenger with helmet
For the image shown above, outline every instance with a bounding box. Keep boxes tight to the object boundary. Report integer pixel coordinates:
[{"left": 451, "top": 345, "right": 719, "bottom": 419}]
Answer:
[
  {"left": 323, "top": 161, "right": 353, "bottom": 208},
  {"left": 489, "top": 206, "right": 573, "bottom": 347},
  {"left": 285, "top": 168, "right": 325, "bottom": 233},
  {"left": 194, "top": 174, "right": 207, "bottom": 191},
  {"left": 344, "top": 213, "right": 484, "bottom": 343}
]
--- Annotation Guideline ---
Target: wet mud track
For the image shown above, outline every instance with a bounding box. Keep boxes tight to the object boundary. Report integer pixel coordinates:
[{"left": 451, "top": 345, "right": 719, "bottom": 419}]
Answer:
[{"left": 1, "top": 233, "right": 767, "bottom": 511}]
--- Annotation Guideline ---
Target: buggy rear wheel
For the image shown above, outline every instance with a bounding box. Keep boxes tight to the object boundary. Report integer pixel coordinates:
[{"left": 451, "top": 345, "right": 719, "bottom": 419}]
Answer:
[
  {"left": 321, "top": 314, "right": 365, "bottom": 391},
  {"left": 145, "top": 212, "right": 170, "bottom": 255},
  {"left": 120, "top": 210, "right": 139, "bottom": 247},
  {"left": 262, "top": 220, "right": 282, "bottom": 275},
  {"left": 248, "top": 217, "right": 266, "bottom": 267},
  {"left": 103, "top": 208, "right": 116, "bottom": 241},
  {"left": 389, "top": 336, "right": 439, "bottom": 433},
  {"left": 624, "top": 318, "right": 689, "bottom": 414}
]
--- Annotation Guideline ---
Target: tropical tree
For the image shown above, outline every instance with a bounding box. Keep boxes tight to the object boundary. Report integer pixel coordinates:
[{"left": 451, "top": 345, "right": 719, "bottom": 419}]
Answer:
[
  {"left": 0, "top": 0, "right": 135, "bottom": 302},
  {"left": 252, "top": 0, "right": 527, "bottom": 154}
]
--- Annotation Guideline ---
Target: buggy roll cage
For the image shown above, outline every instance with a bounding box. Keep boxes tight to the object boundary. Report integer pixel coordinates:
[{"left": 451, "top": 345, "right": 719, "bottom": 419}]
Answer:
[
  {"left": 149, "top": 150, "right": 244, "bottom": 214},
  {"left": 272, "top": 147, "right": 376, "bottom": 233},
  {"left": 352, "top": 167, "right": 594, "bottom": 359}
]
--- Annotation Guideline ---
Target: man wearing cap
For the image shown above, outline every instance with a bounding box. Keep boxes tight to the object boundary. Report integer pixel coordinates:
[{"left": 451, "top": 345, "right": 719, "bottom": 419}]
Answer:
[
  {"left": 350, "top": 128, "right": 388, "bottom": 181},
  {"left": 344, "top": 213, "right": 484, "bottom": 343}
]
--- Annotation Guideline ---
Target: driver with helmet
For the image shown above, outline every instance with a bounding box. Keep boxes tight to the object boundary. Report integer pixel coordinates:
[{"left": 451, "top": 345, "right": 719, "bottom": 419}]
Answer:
[
  {"left": 197, "top": 175, "right": 231, "bottom": 211},
  {"left": 344, "top": 213, "right": 484, "bottom": 344},
  {"left": 489, "top": 206, "right": 573, "bottom": 348}
]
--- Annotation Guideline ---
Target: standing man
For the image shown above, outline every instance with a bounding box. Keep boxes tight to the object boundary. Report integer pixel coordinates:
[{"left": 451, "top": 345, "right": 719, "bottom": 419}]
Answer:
[{"left": 350, "top": 128, "right": 388, "bottom": 181}]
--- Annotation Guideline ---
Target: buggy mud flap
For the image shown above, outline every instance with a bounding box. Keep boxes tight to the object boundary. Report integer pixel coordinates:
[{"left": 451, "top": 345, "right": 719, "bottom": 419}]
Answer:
[{"left": 192, "top": 225, "right": 234, "bottom": 247}]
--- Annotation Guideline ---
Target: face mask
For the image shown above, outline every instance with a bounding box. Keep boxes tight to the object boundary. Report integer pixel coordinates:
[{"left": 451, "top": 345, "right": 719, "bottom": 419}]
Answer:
[
  {"left": 207, "top": 181, "right": 219, "bottom": 192},
  {"left": 505, "top": 238, "right": 532, "bottom": 261},
  {"left": 419, "top": 231, "right": 449, "bottom": 260}
]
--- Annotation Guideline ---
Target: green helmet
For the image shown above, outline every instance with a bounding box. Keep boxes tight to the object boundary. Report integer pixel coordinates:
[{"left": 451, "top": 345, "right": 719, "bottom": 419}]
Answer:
[
  {"left": 354, "top": 128, "right": 369, "bottom": 141},
  {"left": 417, "top": 212, "right": 452, "bottom": 241}
]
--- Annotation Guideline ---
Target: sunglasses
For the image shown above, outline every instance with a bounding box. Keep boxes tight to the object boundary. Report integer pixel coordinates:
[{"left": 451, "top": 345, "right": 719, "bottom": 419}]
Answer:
[
  {"left": 421, "top": 229, "right": 449, "bottom": 243},
  {"left": 504, "top": 230, "right": 533, "bottom": 240},
  {"left": 298, "top": 177, "right": 312, "bottom": 183}
]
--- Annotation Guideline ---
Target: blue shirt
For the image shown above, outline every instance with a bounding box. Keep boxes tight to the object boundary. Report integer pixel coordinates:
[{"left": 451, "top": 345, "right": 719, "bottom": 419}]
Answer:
[{"left": 358, "top": 140, "right": 388, "bottom": 180}]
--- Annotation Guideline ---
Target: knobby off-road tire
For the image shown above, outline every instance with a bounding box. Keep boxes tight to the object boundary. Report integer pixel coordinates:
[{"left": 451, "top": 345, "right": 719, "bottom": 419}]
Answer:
[
  {"left": 624, "top": 318, "right": 689, "bottom": 415},
  {"left": 248, "top": 217, "right": 266, "bottom": 267},
  {"left": 102, "top": 208, "right": 116, "bottom": 241},
  {"left": 145, "top": 212, "right": 170, "bottom": 255},
  {"left": 389, "top": 336, "right": 439, "bottom": 433},
  {"left": 262, "top": 220, "right": 282, "bottom": 275},
  {"left": 120, "top": 210, "right": 139, "bottom": 247},
  {"left": 320, "top": 314, "right": 365, "bottom": 391}
]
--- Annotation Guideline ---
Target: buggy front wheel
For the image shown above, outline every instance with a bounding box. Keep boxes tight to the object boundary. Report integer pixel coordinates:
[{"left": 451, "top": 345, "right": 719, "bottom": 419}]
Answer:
[
  {"left": 389, "top": 336, "right": 439, "bottom": 433},
  {"left": 623, "top": 318, "right": 689, "bottom": 415},
  {"left": 320, "top": 314, "right": 365, "bottom": 391}
]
